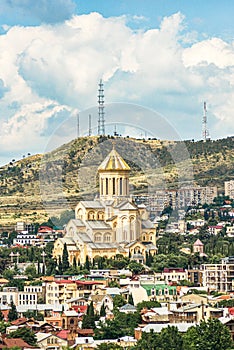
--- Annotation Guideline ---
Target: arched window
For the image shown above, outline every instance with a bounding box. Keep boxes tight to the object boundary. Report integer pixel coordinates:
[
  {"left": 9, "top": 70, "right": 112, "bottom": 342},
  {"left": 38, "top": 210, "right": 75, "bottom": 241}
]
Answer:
[
  {"left": 95, "top": 233, "right": 102, "bottom": 242},
  {"left": 104, "top": 234, "right": 111, "bottom": 242},
  {"left": 97, "top": 211, "right": 104, "bottom": 220},
  {"left": 88, "top": 211, "right": 95, "bottom": 220},
  {"left": 77, "top": 208, "right": 83, "bottom": 220}
]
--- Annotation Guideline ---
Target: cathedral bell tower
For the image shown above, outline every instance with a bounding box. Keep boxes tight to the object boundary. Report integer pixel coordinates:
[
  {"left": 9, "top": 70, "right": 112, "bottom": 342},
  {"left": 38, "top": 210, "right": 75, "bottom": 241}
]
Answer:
[{"left": 98, "top": 147, "right": 130, "bottom": 201}]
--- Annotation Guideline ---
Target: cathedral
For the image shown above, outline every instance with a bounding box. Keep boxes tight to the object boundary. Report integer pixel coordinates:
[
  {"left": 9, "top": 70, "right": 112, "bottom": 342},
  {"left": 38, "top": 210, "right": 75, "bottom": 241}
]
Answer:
[{"left": 53, "top": 146, "right": 157, "bottom": 265}]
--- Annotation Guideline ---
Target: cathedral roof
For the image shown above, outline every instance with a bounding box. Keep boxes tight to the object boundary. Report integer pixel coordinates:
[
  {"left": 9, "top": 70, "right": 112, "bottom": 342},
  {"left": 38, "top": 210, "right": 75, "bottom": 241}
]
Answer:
[
  {"left": 70, "top": 219, "right": 85, "bottom": 227},
  {"left": 86, "top": 221, "right": 111, "bottom": 230},
  {"left": 80, "top": 201, "right": 104, "bottom": 209},
  {"left": 98, "top": 148, "right": 130, "bottom": 171},
  {"left": 116, "top": 201, "right": 138, "bottom": 211},
  {"left": 141, "top": 220, "right": 155, "bottom": 229}
]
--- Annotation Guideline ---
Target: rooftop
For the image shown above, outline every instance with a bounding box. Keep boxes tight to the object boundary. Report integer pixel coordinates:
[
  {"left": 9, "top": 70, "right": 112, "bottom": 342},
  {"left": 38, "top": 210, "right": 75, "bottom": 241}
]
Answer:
[{"left": 98, "top": 148, "right": 130, "bottom": 172}]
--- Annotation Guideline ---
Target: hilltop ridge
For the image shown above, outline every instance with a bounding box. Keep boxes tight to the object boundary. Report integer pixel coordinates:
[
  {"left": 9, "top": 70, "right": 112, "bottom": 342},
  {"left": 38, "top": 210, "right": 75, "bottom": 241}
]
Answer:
[{"left": 0, "top": 135, "right": 233, "bottom": 227}]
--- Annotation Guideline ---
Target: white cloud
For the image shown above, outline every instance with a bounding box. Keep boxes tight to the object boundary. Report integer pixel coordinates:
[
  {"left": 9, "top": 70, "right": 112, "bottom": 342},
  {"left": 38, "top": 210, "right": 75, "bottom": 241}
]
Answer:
[
  {"left": 183, "top": 37, "right": 234, "bottom": 68},
  {"left": 0, "top": 11, "right": 233, "bottom": 164}
]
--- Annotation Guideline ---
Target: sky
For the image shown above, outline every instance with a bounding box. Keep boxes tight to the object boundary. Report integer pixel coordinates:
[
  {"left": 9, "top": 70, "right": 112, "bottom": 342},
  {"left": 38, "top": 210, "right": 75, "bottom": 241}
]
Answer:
[{"left": 0, "top": 0, "right": 233, "bottom": 165}]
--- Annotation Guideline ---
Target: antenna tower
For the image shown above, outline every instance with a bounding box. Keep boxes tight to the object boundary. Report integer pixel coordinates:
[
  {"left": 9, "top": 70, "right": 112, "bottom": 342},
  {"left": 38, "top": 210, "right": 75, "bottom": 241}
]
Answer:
[
  {"left": 88, "top": 114, "right": 92, "bottom": 136},
  {"left": 77, "top": 113, "right": 80, "bottom": 138},
  {"left": 97, "top": 79, "right": 105, "bottom": 135},
  {"left": 202, "top": 102, "right": 209, "bottom": 142}
]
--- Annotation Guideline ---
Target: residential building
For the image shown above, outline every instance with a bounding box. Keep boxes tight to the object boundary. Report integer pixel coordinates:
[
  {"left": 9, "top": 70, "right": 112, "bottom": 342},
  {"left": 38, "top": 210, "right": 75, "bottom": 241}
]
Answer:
[
  {"left": 45, "top": 280, "right": 78, "bottom": 305},
  {"left": 225, "top": 180, "right": 234, "bottom": 199},
  {"left": 208, "top": 225, "right": 223, "bottom": 235},
  {"left": 201, "top": 256, "right": 234, "bottom": 292},
  {"left": 36, "top": 332, "right": 68, "bottom": 350},
  {"left": 162, "top": 268, "right": 188, "bottom": 284},
  {"left": 135, "top": 186, "right": 217, "bottom": 214},
  {"left": 13, "top": 231, "right": 38, "bottom": 246},
  {"left": 226, "top": 226, "right": 234, "bottom": 237}
]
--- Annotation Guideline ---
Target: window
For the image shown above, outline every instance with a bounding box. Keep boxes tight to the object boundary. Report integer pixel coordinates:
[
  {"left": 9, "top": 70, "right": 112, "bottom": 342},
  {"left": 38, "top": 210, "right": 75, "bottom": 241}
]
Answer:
[
  {"left": 104, "top": 234, "right": 111, "bottom": 242},
  {"left": 95, "top": 234, "right": 102, "bottom": 242}
]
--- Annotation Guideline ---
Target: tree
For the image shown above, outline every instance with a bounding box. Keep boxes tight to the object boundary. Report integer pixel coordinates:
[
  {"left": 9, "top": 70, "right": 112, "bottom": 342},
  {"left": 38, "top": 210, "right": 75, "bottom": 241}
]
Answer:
[
  {"left": 96, "top": 343, "right": 122, "bottom": 350},
  {"left": 159, "top": 326, "right": 184, "bottom": 350},
  {"left": 183, "top": 319, "right": 232, "bottom": 350},
  {"left": 113, "top": 295, "right": 126, "bottom": 308},
  {"left": 62, "top": 243, "right": 69, "bottom": 271},
  {"left": 8, "top": 301, "right": 18, "bottom": 322},
  {"left": 128, "top": 293, "right": 134, "bottom": 305},
  {"left": 0, "top": 309, "right": 4, "bottom": 321},
  {"left": 82, "top": 301, "right": 95, "bottom": 329},
  {"left": 95, "top": 309, "right": 140, "bottom": 341},
  {"left": 8, "top": 326, "right": 37, "bottom": 346},
  {"left": 136, "top": 300, "right": 161, "bottom": 313},
  {"left": 25, "top": 264, "right": 37, "bottom": 279},
  {"left": 100, "top": 303, "right": 106, "bottom": 317},
  {"left": 0, "top": 320, "right": 10, "bottom": 334},
  {"left": 134, "top": 329, "right": 160, "bottom": 350},
  {"left": 128, "top": 261, "right": 144, "bottom": 274},
  {"left": 84, "top": 255, "right": 90, "bottom": 271}
]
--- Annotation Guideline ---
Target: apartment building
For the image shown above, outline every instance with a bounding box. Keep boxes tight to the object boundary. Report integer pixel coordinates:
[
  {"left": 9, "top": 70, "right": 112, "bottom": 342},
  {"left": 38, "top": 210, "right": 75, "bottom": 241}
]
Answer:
[
  {"left": 46, "top": 280, "right": 78, "bottom": 305},
  {"left": 201, "top": 256, "right": 234, "bottom": 292},
  {"left": 134, "top": 186, "right": 217, "bottom": 214},
  {"left": 0, "top": 287, "right": 37, "bottom": 306},
  {"left": 225, "top": 180, "right": 234, "bottom": 199}
]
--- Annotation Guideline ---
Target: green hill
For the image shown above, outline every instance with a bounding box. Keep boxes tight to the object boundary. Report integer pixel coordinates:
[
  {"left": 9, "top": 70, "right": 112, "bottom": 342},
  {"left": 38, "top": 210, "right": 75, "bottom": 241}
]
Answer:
[{"left": 0, "top": 135, "right": 233, "bottom": 227}]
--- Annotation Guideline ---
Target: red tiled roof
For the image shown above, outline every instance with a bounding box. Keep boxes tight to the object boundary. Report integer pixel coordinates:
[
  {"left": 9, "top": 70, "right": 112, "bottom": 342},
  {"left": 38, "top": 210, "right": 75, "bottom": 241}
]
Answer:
[
  {"left": 209, "top": 226, "right": 223, "bottom": 229},
  {"left": 55, "top": 280, "right": 74, "bottom": 284},
  {"left": 72, "top": 305, "right": 87, "bottom": 313},
  {"left": 56, "top": 329, "right": 70, "bottom": 340},
  {"left": 193, "top": 239, "right": 204, "bottom": 246},
  {"left": 216, "top": 295, "right": 230, "bottom": 300},
  {"left": 77, "top": 329, "right": 94, "bottom": 335},
  {"left": 39, "top": 226, "right": 53, "bottom": 231},
  {"left": 3, "top": 338, "right": 31, "bottom": 348},
  {"left": 11, "top": 317, "right": 28, "bottom": 325},
  {"left": 76, "top": 280, "right": 103, "bottom": 285}
]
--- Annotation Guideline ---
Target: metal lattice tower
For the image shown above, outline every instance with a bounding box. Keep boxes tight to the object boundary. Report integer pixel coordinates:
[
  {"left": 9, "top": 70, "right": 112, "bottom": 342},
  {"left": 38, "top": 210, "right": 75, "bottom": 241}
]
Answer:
[
  {"left": 88, "top": 114, "right": 92, "bottom": 136},
  {"left": 77, "top": 113, "right": 80, "bottom": 138},
  {"left": 97, "top": 79, "right": 105, "bottom": 135},
  {"left": 202, "top": 101, "right": 209, "bottom": 142}
]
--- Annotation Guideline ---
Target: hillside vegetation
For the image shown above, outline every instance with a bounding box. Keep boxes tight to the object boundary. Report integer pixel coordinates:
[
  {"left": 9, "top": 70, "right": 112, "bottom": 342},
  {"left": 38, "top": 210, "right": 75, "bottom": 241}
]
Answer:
[{"left": 0, "top": 135, "right": 233, "bottom": 227}]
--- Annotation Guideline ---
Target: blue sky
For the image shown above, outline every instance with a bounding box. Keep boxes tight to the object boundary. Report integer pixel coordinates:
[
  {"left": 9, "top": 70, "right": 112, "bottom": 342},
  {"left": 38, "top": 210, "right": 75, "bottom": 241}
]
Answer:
[{"left": 0, "top": 0, "right": 233, "bottom": 165}]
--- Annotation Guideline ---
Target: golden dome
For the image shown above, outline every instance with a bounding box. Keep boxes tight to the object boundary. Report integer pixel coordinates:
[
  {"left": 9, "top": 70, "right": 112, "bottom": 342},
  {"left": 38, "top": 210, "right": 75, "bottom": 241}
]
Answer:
[{"left": 98, "top": 148, "right": 130, "bottom": 171}]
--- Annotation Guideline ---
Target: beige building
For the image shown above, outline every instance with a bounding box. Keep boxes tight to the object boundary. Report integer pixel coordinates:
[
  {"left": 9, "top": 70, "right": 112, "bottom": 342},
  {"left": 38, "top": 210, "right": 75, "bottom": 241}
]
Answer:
[
  {"left": 225, "top": 180, "right": 234, "bottom": 199},
  {"left": 53, "top": 147, "right": 157, "bottom": 265},
  {"left": 45, "top": 280, "right": 78, "bottom": 305},
  {"left": 36, "top": 332, "right": 68, "bottom": 350},
  {"left": 201, "top": 256, "right": 234, "bottom": 292}
]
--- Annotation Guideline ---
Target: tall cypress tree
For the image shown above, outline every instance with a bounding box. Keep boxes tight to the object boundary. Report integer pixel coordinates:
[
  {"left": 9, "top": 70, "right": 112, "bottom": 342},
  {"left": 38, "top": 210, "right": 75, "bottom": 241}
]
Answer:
[
  {"left": 128, "top": 293, "right": 134, "bottom": 305},
  {"left": 100, "top": 303, "right": 106, "bottom": 317},
  {"left": 58, "top": 256, "right": 63, "bottom": 275},
  {"left": 8, "top": 300, "right": 18, "bottom": 321},
  {"left": 85, "top": 255, "right": 90, "bottom": 271},
  {"left": 62, "top": 243, "right": 69, "bottom": 272},
  {"left": 73, "top": 257, "right": 77, "bottom": 269},
  {"left": 82, "top": 301, "right": 95, "bottom": 329}
]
